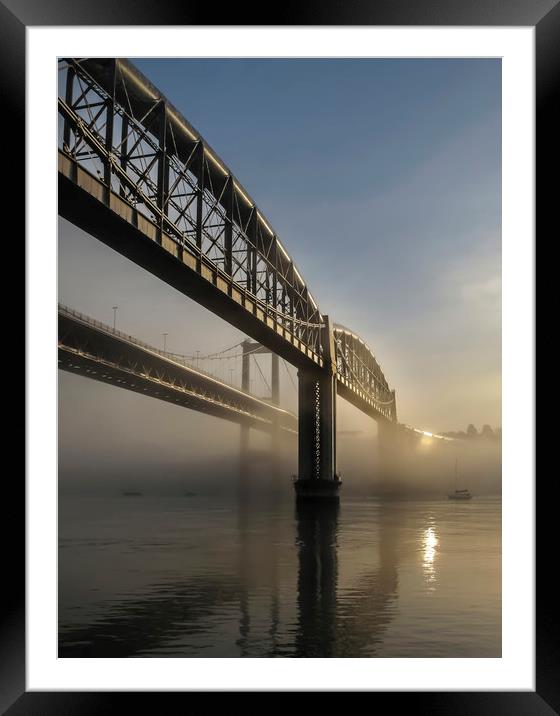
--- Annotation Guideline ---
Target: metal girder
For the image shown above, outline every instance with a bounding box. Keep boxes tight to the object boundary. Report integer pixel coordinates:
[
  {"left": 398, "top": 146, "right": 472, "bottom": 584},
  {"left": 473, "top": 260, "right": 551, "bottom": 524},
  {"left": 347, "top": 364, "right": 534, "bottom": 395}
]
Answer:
[{"left": 58, "top": 58, "right": 324, "bottom": 366}]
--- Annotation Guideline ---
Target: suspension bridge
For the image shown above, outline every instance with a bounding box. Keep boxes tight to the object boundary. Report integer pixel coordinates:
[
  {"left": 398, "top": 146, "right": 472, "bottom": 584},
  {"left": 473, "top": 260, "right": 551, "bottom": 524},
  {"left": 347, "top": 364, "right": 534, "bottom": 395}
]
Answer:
[
  {"left": 58, "top": 304, "right": 298, "bottom": 435},
  {"left": 58, "top": 58, "right": 450, "bottom": 500}
]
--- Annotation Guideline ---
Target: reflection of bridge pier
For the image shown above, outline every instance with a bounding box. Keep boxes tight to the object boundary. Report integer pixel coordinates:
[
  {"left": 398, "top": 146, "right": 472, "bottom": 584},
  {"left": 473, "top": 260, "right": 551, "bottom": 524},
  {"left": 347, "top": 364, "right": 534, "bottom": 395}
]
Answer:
[
  {"left": 295, "top": 500, "right": 408, "bottom": 657},
  {"left": 295, "top": 501, "right": 339, "bottom": 656}
]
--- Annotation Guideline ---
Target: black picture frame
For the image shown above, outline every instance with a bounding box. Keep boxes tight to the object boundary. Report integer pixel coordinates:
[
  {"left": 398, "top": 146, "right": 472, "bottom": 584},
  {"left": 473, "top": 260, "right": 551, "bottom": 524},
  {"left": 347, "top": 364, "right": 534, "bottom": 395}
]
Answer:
[{"left": 5, "top": 0, "right": 551, "bottom": 711}]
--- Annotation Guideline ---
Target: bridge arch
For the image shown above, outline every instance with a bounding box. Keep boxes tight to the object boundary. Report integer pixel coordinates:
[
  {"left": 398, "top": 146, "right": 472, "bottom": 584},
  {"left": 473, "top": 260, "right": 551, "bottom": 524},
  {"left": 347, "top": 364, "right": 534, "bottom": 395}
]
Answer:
[{"left": 333, "top": 325, "right": 396, "bottom": 423}]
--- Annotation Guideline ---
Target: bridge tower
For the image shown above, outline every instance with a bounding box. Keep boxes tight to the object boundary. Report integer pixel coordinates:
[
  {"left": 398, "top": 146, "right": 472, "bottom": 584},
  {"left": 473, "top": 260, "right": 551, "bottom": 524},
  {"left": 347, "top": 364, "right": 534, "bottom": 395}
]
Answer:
[
  {"left": 239, "top": 340, "right": 281, "bottom": 475},
  {"left": 293, "top": 315, "right": 340, "bottom": 501}
]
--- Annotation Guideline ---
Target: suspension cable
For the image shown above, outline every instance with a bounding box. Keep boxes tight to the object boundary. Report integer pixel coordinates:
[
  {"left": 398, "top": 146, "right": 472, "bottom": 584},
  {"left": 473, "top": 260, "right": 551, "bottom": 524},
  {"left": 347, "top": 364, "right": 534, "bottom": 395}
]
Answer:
[
  {"left": 282, "top": 358, "right": 297, "bottom": 393},
  {"left": 251, "top": 354, "right": 272, "bottom": 395},
  {"left": 166, "top": 341, "right": 242, "bottom": 362},
  {"left": 166, "top": 341, "right": 268, "bottom": 363}
]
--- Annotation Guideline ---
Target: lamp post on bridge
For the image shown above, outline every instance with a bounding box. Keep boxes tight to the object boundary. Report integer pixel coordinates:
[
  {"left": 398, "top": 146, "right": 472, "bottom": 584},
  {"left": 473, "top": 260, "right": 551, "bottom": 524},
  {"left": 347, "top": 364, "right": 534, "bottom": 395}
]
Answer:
[
  {"left": 112, "top": 306, "right": 118, "bottom": 331},
  {"left": 163, "top": 333, "right": 168, "bottom": 352}
]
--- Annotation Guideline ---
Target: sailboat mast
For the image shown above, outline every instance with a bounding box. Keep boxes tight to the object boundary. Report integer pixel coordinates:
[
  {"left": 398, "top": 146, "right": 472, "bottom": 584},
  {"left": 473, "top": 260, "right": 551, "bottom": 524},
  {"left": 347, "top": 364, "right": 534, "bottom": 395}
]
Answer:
[{"left": 454, "top": 457, "right": 458, "bottom": 492}]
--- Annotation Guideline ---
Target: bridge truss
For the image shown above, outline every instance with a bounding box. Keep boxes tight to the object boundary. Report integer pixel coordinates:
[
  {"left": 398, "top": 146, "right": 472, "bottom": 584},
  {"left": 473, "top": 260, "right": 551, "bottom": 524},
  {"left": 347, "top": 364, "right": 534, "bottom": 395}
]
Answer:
[{"left": 58, "top": 58, "right": 323, "bottom": 364}]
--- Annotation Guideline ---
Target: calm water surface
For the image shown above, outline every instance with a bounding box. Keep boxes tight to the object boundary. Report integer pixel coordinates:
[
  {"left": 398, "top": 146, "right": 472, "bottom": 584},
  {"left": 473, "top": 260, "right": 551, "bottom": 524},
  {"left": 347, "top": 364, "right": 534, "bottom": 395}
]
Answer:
[{"left": 59, "top": 493, "right": 501, "bottom": 657}]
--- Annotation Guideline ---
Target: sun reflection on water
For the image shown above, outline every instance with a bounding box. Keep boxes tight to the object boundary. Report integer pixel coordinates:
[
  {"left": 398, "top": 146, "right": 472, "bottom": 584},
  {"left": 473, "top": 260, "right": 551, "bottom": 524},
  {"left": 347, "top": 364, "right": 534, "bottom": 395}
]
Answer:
[{"left": 422, "top": 523, "right": 439, "bottom": 590}]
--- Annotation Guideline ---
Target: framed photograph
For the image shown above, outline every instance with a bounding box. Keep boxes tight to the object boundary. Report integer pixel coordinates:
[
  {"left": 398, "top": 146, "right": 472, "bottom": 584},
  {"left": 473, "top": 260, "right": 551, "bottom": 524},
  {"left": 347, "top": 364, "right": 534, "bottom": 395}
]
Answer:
[{"left": 7, "top": 0, "right": 550, "bottom": 710}]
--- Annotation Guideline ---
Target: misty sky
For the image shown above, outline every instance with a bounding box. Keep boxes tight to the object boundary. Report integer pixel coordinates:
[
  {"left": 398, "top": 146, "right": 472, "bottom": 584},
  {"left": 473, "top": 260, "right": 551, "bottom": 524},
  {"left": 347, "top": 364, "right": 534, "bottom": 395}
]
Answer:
[{"left": 59, "top": 58, "right": 501, "bottom": 478}]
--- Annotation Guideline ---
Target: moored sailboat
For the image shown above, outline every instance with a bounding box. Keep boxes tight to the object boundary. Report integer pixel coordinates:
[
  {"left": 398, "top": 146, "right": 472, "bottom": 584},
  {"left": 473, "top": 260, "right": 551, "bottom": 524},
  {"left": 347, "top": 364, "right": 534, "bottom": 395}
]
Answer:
[{"left": 448, "top": 458, "right": 472, "bottom": 500}]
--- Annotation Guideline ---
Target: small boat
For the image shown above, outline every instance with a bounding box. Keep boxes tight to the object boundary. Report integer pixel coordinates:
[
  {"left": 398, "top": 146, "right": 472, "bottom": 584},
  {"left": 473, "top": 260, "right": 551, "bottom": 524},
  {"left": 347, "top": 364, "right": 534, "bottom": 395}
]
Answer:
[
  {"left": 448, "top": 488, "right": 472, "bottom": 501},
  {"left": 122, "top": 490, "right": 142, "bottom": 497},
  {"left": 448, "top": 459, "right": 472, "bottom": 500}
]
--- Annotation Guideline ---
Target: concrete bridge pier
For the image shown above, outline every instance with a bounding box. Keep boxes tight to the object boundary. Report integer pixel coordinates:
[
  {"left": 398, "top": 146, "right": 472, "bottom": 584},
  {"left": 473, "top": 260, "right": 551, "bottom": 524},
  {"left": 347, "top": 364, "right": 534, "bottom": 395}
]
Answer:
[
  {"left": 377, "top": 420, "right": 400, "bottom": 484},
  {"left": 377, "top": 420, "right": 419, "bottom": 492},
  {"left": 293, "top": 316, "right": 340, "bottom": 501}
]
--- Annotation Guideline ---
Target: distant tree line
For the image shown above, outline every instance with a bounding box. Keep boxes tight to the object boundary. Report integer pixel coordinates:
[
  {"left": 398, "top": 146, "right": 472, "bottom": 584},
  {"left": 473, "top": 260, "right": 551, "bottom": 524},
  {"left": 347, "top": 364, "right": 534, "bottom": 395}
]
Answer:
[{"left": 442, "top": 424, "right": 502, "bottom": 441}]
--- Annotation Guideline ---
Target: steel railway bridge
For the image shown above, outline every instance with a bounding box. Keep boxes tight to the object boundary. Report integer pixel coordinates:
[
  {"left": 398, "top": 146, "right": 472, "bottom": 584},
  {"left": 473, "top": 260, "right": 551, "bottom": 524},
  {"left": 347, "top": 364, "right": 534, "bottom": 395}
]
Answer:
[{"left": 58, "top": 58, "right": 439, "bottom": 499}]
